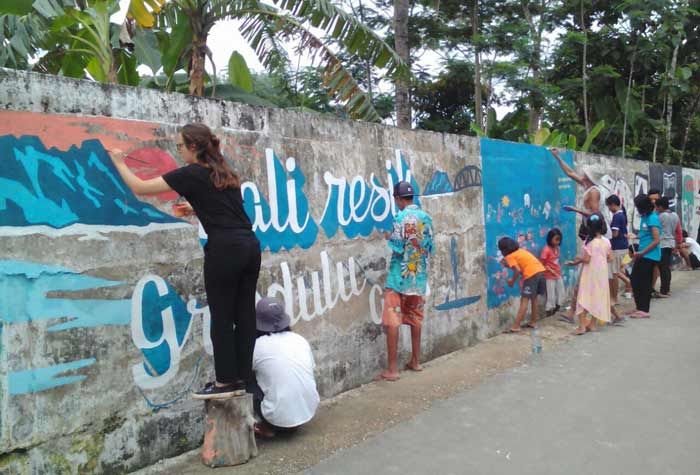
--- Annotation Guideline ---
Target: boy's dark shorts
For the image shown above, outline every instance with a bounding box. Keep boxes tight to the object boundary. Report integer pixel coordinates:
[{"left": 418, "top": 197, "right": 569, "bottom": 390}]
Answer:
[{"left": 522, "top": 272, "right": 546, "bottom": 298}]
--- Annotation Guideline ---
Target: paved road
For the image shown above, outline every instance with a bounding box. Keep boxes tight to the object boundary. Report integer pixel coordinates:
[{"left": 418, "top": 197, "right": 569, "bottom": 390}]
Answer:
[{"left": 307, "top": 275, "right": 700, "bottom": 475}]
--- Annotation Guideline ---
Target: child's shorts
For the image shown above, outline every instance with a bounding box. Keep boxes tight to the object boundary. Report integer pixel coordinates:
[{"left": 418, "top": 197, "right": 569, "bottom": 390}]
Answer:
[
  {"left": 382, "top": 289, "right": 425, "bottom": 328},
  {"left": 522, "top": 272, "right": 546, "bottom": 298},
  {"left": 610, "top": 249, "right": 627, "bottom": 274}
]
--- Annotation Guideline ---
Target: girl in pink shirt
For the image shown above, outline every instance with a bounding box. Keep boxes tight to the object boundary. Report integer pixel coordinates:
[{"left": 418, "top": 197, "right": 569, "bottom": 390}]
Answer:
[{"left": 540, "top": 228, "right": 565, "bottom": 317}]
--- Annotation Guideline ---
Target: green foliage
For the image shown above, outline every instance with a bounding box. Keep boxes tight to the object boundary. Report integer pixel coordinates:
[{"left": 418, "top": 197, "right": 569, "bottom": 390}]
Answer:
[
  {"left": 227, "top": 51, "right": 253, "bottom": 93},
  {"left": 581, "top": 120, "right": 606, "bottom": 152}
]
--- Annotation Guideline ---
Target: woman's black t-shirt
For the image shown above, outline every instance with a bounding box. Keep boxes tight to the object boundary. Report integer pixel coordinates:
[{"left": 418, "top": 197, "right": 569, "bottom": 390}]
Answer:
[{"left": 163, "top": 163, "right": 253, "bottom": 238}]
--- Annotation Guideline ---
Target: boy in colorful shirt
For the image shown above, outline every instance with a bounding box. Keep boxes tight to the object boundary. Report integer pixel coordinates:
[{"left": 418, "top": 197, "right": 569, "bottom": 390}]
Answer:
[{"left": 379, "top": 181, "right": 434, "bottom": 381}]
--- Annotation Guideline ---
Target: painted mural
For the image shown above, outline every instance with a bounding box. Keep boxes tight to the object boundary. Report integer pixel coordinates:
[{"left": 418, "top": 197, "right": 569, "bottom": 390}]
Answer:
[
  {"left": 0, "top": 135, "right": 184, "bottom": 233},
  {"left": 682, "top": 169, "right": 700, "bottom": 238},
  {"left": 481, "top": 139, "right": 577, "bottom": 309},
  {"left": 3, "top": 106, "right": 700, "bottom": 466},
  {"left": 649, "top": 164, "right": 683, "bottom": 214},
  {"left": 0, "top": 111, "right": 431, "bottom": 403}
]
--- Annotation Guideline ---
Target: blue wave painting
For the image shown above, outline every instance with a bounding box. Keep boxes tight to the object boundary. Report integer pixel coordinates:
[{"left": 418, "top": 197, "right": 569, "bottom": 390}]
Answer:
[
  {"left": 0, "top": 135, "right": 181, "bottom": 228},
  {"left": 0, "top": 260, "right": 130, "bottom": 331},
  {"left": 1, "top": 260, "right": 131, "bottom": 395}
]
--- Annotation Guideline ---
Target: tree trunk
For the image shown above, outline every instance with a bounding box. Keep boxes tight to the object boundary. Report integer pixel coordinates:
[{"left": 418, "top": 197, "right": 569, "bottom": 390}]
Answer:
[
  {"left": 394, "top": 0, "right": 411, "bottom": 129},
  {"left": 201, "top": 394, "right": 257, "bottom": 467},
  {"left": 622, "top": 49, "right": 636, "bottom": 159},
  {"left": 485, "top": 66, "right": 494, "bottom": 136},
  {"left": 665, "top": 41, "right": 680, "bottom": 162},
  {"left": 653, "top": 96, "right": 667, "bottom": 163},
  {"left": 681, "top": 93, "right": 700, "bottom": 163},
  {"left": 581, "top": 0, "right": 590, "bottom": 135},
  {"left": 107, "top": 62, "right": 118, "bottom": 84},
  {"left": 522, "top": 3, "right": 542, "bottom": 135},
  {"left": 189, "top": 35, "right": 207, "bottom": 96},
  {"left": 472, "top": 0, "right": 483, "bottom": 131},
  {"left": 358, "top": 0, "right": 373, "bottom": 100}
]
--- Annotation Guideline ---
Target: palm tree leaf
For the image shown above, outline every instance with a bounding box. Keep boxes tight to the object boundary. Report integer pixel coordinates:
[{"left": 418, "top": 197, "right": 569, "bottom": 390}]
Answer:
[
  {"left": 267, "top": 0, "right": 407, "bottom": 76},
  {"left": 239, "top": 5, "right": 381, "bottom": 121}
]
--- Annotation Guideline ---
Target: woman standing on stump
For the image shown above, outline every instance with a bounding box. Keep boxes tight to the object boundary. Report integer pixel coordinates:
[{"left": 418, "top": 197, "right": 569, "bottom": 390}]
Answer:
[{"left": 109, "top": 123, "right": 261, "bottom": 399}]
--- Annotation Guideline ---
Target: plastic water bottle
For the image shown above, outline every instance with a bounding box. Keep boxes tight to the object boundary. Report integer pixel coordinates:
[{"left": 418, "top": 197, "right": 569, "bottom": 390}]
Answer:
[{"left": 531, "top": 328, "right": 542, "bottom": 354}]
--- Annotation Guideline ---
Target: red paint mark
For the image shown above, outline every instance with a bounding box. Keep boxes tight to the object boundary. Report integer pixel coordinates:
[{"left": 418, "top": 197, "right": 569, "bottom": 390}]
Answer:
[
  {"left": 201, "top": 418, "right": 219, "bottom": 465},
  {"left": 126, "top": 147, "right": 179, "bottom": 201},
  {"left": 684, "top": 177, "right": 694, "bottom": 193},
  {"left": 0, "top": 110, "right": 165, "bottom": 150},
  {"left": 0, "top": 110, "right": 180, "bottom": 202}
]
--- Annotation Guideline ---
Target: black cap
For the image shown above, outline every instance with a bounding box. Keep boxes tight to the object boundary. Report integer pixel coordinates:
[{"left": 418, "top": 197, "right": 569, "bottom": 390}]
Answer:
[{"left": 393, "top": 181, "right": 414, "bottom": 198}]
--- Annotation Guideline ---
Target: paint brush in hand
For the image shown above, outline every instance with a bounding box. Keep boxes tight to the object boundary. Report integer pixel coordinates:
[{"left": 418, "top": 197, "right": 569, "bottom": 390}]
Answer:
[{"left": 106, "top": 149, "right": 149, "bottom": 164}]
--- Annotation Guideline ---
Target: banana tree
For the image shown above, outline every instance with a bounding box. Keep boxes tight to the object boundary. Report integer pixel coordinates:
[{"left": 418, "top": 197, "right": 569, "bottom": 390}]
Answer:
[
  {"left": 141, "top": 0, "right": 407, "bottom": 122},
  {"left": 0, "top": 0, "right": 157, "bottom": 84},
  {"left": 529, "top": 120, "right": 606, "bottom": 152}
]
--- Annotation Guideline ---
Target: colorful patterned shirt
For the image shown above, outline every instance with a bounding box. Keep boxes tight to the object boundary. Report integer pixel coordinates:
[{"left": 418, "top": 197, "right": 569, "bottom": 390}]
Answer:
[{"left": 386, "top": 204, "right": 434, "bottom": 296}]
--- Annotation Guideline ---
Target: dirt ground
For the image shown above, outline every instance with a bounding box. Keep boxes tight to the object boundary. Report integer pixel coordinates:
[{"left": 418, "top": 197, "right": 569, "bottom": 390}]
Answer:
[{"left": 134, "top": 298, "right": 637, "bottom": 475}]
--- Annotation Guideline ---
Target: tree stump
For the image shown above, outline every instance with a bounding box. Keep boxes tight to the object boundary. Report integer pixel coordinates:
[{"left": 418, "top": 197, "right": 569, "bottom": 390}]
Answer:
[{"left": 201, "top": 393, "right": 258, "bottom": 467}]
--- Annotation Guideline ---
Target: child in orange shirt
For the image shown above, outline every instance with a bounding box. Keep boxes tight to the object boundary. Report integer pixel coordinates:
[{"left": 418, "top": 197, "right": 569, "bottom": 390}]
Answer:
[{"left": 499, "top": 237, "right": 547, "bottom": 333}]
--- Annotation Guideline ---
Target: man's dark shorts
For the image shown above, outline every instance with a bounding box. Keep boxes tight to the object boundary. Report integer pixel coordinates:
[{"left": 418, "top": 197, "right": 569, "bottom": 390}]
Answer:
[
  {"left": 690, "top": 253, "right": 700, "bottom": 270},
  {"left": 522, "top": 272, "right": 546, "bottom": 298}
]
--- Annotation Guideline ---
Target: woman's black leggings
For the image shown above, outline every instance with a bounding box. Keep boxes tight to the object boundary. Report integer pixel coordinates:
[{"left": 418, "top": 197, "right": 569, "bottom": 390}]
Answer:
[
  {"left": 630, "top": 257, "right": 655, "bottom": 313},
  {"left": 204, "top": 233, "right": 261, "bottom": 384}
]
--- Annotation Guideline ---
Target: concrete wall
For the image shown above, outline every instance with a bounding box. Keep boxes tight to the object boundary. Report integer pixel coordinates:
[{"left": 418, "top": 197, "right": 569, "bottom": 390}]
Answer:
[{"left": 0, "top": 69, "right": 698, "bottom": 474}]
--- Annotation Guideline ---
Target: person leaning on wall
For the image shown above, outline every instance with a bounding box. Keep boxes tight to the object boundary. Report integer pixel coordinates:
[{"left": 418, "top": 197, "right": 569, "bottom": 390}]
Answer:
[
  {"left": 109, "top": 123, "right": 262, "bottom": 399},
  {"left": 377, "top": 181, "right": 434, "bottom": 382}
]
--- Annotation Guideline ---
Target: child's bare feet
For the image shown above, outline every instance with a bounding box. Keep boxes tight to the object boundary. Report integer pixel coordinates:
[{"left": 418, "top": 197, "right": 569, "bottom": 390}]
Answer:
[
  {"left": 405, "top": 362, "right": 423, "bottom": 372},
  {"left": 503, "top": 327, "right": 521, "bottom": 334},
  {"left": 375, "top": 370, "right": 400, "bottom": 381},
  {"left": 629, "top": 310, "right": 650, "bottom": 319},
  {"left": 574, "top": 327, "right": 586, "bottom": 335}
]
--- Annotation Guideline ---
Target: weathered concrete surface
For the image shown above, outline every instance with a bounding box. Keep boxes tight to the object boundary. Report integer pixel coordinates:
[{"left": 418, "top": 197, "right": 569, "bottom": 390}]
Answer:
[
  {"left": 0, "top": 68, "right": 698, "bottom": 473},
  {"left": 307, "top": 271, "right": 700, "bottom": 475},
  {"left": 0, "top": 70, "right": 487, "bottom": 473}
]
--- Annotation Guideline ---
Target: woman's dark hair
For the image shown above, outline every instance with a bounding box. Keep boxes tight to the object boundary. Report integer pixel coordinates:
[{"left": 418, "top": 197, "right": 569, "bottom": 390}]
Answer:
[
  {"left": 546, "top": 228, "right": 562, "bottom": 246},
  {"left": 647, "top": 188, "right": 661, "bottom": 197},
  {"left": 585, "top": 213, "right": 605, "bottom": 242},
  {"left": 655, "top": 196, "right": 670, "bottom": 210},
  {"left": 634, "top": 194, "right": 655, "bottom": 216},
  {"left": 256, "top": 327, "right": 291, "bottom": 339},
  {"left": 682, "top": 229, "right": 689, "bottom": 239},
  {"left": 181, "top": 123, "right": 240, "bottom": 190},
  {"left": 498, "top": 237, "right": 519, "bottom": 256}
]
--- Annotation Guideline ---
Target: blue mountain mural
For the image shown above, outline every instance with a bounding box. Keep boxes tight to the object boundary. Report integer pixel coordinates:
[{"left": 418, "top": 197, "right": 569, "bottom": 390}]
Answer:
[
  {"left": 0, "top": 135, "right": 181, "bottom": 228},
  {"left": 424, "top": 170, "right": 454, "bottom": 196}
]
